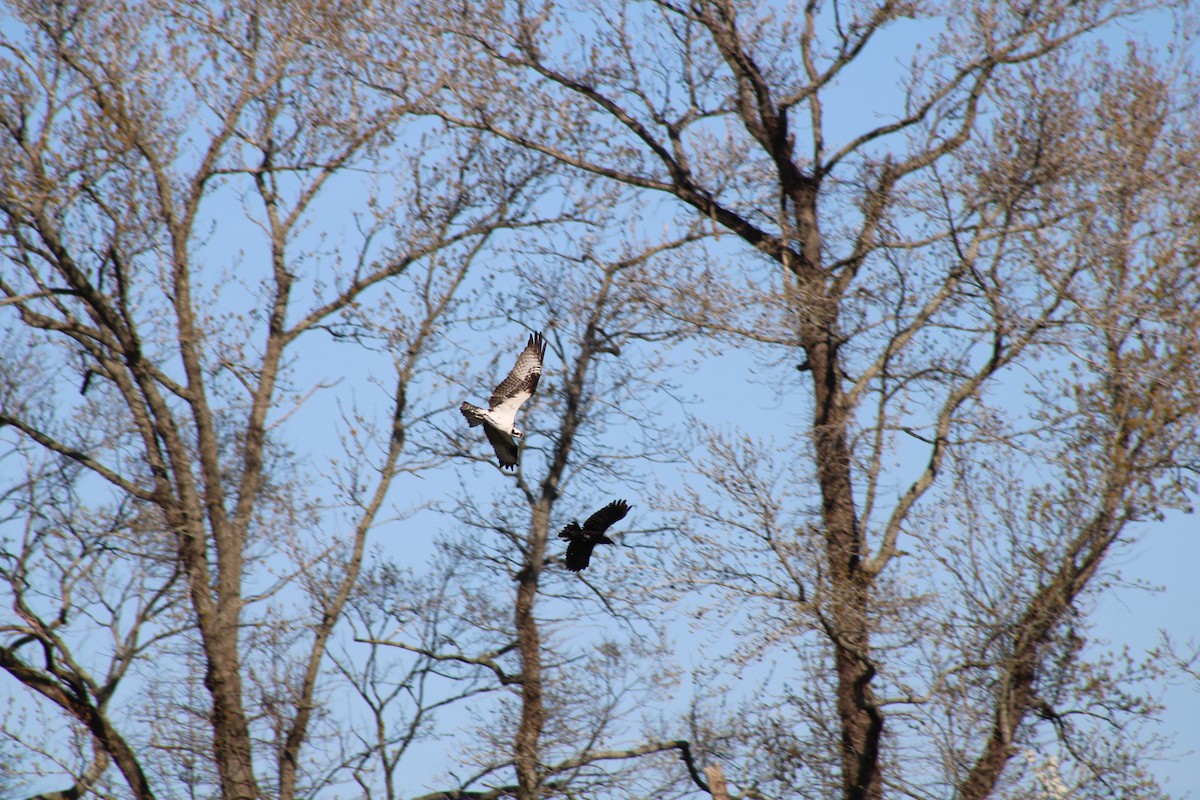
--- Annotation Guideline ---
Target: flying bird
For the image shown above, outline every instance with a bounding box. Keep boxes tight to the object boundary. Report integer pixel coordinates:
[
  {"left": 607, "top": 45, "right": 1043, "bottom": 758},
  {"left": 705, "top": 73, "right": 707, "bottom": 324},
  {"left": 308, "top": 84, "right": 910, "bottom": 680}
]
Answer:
[
  {"left": 460, "top": 331, "right": 547, "bottom": 469},
  {"left": 558, "top": 499, "right": 631, "bottom": 572}
]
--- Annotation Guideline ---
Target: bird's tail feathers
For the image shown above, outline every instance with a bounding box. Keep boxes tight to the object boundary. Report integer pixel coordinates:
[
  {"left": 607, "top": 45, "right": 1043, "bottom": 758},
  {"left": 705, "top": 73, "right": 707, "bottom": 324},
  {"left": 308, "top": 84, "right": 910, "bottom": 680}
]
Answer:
[{"left": 460, "top": 402, "right": 486, "bottom": 427}]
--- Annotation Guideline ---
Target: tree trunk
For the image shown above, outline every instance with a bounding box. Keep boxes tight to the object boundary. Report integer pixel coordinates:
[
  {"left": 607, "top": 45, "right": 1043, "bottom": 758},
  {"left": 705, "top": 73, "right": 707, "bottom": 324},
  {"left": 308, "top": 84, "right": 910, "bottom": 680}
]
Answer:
[
  {"left": 790, "top": 174, "right": 884, "bottom": 800},
  {"left": 513, "top": 502, "right": 550, "bottom": 800},
  {"left": 807, "top": 331, "right": 884, "bottom": 800}
]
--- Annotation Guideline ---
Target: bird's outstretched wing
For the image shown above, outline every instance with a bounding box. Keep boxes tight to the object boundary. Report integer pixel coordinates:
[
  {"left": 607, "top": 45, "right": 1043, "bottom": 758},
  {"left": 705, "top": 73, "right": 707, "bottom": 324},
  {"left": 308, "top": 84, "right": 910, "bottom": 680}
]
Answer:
[
  {"left": 557, "top": 521, "right": 593, "bottom": 571},
  {"left": 489, "top": 332, "right": 546, "bottom": 411},
  {"left": 483, "top": 424, "right": 519, "bottom": 470},
  {"left": 582, "top": 499, "right": 631, "bottom": 533},
  {"left": 563, "top": 539, "right": 595, "bottom": 571}
]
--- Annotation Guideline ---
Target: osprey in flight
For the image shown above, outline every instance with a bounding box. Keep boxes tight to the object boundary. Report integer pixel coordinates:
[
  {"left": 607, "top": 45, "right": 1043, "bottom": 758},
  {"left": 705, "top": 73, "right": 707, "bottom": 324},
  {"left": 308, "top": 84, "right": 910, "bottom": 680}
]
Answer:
[
  {"left": 558, "top": 499, "right": 631, "bottom": 572},
  {"left": 460, "top": 331, "right": 547, "bottom": 469}
]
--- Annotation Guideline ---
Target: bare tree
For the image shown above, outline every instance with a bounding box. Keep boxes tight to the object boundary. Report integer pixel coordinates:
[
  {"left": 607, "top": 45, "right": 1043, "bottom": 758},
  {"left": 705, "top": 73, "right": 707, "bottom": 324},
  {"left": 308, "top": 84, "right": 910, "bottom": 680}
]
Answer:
[
  {"left": 0, "top": 1, "right": 558, "bottom": 798},
  {"left": 355, "top": 1, "right": 1200, "bottom": 798},
  {"left": 5, "top": 1, "right": 1198, "bottom": 799}
]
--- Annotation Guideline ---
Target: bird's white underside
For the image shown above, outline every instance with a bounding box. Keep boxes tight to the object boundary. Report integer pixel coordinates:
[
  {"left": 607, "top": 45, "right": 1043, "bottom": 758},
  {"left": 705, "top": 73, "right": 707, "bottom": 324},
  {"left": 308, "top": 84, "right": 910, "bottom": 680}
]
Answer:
[{"left": 487, "top": 392, "right": 531, "bottom": 433}]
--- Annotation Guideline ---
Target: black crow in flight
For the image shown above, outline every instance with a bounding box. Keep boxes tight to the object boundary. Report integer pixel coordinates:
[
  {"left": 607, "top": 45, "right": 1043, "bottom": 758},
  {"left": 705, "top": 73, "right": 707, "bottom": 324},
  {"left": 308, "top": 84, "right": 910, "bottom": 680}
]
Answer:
[{"left": 558, "top": 499, "right": 631, "bottom": 572}]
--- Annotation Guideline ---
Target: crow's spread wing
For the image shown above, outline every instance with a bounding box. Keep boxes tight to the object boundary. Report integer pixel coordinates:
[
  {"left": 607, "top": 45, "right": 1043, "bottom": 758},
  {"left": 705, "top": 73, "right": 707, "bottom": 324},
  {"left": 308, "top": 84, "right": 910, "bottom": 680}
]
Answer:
[
  {"left": 582, "top": 499, "right": 631, "bottom": 533},
  {"left": 483, "top": 423, "right": 519, "bottom": 470},
  {"left": 489, "top": 332, "right": 546, "bottom": 410},
  {"left": 558, "top": 521, "right": 591, "bottom": 571},
  {"left": 563, "top": 538, "right": 596, "bottom": 571}
]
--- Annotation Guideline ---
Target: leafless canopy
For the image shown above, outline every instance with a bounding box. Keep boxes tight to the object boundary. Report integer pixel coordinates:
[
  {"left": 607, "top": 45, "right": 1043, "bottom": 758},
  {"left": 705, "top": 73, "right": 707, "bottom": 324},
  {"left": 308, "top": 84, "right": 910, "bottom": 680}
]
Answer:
[{"left": 2, "top": 1, "right": 1199, "bottom": 800}]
